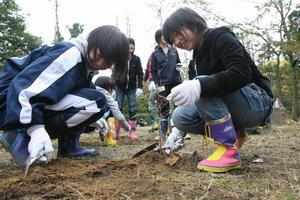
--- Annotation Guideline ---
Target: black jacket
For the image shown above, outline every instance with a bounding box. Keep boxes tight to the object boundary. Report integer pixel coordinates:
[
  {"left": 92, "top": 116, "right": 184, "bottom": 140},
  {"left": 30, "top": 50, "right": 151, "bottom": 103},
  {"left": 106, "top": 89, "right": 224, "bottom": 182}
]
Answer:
[
  {"left": 115, "top": 54, "right": 143, "bottom": 91},
  {"left": 150, "top": 46, "right": 182, "bottom": 86},
  {"left": 195, "top": 26, "right": 273, "bottom": 98},
  {"left": 188, "top": 59, "right": 196, "bottom": 80}
]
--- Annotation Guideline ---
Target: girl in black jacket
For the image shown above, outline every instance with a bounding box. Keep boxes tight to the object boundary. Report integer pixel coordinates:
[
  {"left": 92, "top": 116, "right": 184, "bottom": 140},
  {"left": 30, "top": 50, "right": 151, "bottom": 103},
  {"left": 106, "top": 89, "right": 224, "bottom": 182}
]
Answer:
[
  {"left": 113, "top": 37, "right": 144, "bottom": 140},
  {"left": 162, "top": 7, "right": 273, "bottom": 173}
]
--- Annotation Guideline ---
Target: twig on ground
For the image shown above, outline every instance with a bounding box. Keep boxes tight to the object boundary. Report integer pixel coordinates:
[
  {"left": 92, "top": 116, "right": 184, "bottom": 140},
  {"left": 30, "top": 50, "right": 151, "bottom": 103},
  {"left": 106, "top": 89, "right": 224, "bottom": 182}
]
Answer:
[
  {"left": 121, "top": 193, "right": 132, "bottom": 200},
  {"left": 199, "top": 177, "right": 214, "bottom": 200},
  {"left": 66, "top": 185, "right": 86, "bottom": 200}
]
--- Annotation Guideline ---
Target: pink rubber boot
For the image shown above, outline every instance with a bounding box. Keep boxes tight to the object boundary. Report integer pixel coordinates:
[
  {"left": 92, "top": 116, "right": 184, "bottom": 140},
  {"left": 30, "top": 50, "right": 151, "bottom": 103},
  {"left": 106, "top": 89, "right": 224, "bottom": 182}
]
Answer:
[
  {"left": 115, "top": 120, "right": 122, "bottom": 139},
  {"left": 128, "top": 120, "right": 138, "bottom": 140}
]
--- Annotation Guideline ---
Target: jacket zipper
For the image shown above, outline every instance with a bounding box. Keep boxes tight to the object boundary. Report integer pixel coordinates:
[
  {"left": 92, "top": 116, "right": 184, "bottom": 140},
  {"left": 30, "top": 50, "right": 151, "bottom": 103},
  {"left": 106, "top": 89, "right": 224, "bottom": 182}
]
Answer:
[
  {"left": 194, "top": 59, "right": 198, "bottom": 76},
  {"left": 126, "top": 60, "right": 130, "bottom": 89}
]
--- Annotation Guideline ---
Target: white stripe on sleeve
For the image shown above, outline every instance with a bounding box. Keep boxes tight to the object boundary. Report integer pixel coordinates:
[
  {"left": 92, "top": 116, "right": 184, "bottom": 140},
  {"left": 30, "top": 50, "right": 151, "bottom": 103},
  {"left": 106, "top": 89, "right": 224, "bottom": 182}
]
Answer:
[
  {"left": 45, "top": 94, "right": 101, "bottom": 128},
  {"left": 19, "top": 47, "right": 82, "bottom": 124}
]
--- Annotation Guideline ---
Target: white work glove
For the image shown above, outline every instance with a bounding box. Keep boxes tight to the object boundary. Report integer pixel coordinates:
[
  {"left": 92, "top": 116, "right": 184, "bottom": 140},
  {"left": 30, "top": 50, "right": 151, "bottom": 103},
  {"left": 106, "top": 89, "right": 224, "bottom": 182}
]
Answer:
[
  {"left": 176, "top": 63, "right": 182, "bottom": 71},
  {"left": 167, "top": 79, "right": 201, "bottom": 107},
  {"left": 148, "top": 81, "right": 156, "bottom": 91},
  {"left": 136, "top": 88, "right": 143, "bottom": 97},
  {"left": 163, "top": 127, "right": 185, "bottom": 154},
  {"left": 27, "top": 125, "right": 54, "bottom": 162},
  {"left": 96, "top": 118, "right": 109, "bottom": 135}
]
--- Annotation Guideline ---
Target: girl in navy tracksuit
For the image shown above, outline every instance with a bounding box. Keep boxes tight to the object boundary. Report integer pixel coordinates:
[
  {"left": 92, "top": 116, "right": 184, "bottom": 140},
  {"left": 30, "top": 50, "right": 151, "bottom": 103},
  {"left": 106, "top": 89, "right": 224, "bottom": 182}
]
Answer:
[
  {"left": 0, "top": 25, "right": 129, "bottom": 166},
  {"left": 149, "top": 29, "right": 182, "bottom": 139}
]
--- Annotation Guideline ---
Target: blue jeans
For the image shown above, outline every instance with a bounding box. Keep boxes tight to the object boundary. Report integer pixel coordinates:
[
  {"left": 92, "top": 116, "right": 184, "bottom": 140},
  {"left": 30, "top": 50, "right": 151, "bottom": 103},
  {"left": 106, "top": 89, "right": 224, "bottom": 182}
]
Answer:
[
  {"left": 172, "top": 83, "right": 273, "bottom": 134},
  {"left": 115, "top": 87, "right": 137, "bottom": 120}
]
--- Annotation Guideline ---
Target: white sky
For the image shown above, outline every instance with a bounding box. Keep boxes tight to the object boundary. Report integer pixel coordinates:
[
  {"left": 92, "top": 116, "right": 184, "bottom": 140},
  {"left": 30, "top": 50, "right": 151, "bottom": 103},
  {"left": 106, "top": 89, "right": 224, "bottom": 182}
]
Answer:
[{"left": 14, "top": 0, "right": 300, "bottom": 69}]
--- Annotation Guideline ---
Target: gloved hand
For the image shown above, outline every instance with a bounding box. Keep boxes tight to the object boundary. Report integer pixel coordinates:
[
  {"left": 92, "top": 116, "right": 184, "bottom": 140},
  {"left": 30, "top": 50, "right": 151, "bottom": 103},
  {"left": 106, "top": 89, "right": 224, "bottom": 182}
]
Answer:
[
  {"left": 167, "top": 80, "right": 201, "bottom": 107},
  {"left": 97, "top": 118, "right": 109, "bottom": 134},
  {"left": 136, "top": 88, "right": 143, "bottom": 97},
  {"left": 163, "top": 127, "right": 185, "bottom": 154},
  {"left": 176, "top": 63, "right": 182, "bottom": 71},
  {"left": 123, "top": 121, "right": 131, "bottom": 132},
  {"left": 148, "top": 81, "right": 156, "bottom": 91},
  {"left": 27, "top": 125, "right": 54, "bottom": 161}
]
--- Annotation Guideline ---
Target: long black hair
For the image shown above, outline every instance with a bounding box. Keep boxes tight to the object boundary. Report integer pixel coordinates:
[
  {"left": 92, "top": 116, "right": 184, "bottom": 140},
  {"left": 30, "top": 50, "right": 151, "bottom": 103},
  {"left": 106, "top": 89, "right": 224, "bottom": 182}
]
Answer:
[
  {"left": 87, "top": 25, "right": 129, "bottom": 78},
  {"left": 162, "top": 7, "right": 207, "bottom": 45},
  {"left": 155, "top": 29, "right": 162, "bottom": 44}
]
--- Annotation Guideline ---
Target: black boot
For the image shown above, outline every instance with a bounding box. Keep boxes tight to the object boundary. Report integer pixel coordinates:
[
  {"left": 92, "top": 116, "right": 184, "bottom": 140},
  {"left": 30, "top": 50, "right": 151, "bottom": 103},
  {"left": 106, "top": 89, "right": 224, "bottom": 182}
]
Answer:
[{"left": 57, "top": 131, "right": 99, "bottom": 157}]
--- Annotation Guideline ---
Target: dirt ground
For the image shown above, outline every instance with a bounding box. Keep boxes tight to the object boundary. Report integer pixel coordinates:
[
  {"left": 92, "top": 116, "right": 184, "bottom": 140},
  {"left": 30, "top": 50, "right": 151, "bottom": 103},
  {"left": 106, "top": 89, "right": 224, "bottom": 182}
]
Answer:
[{"left": 0, "top": 110, "right": 299, "bottom": 200}]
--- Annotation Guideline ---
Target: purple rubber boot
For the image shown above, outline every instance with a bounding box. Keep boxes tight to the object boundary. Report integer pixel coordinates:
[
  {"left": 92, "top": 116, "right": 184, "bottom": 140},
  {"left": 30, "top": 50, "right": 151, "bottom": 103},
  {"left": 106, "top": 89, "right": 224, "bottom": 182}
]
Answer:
[
  {"left": 207, "top": 115, "right": 238, "bottom": 148},
  {"left": 57, "top": 131, "right": 99, "bottom": 157},
  {"left": 0, "top": 129, "right": 30, "bottom": 167}
]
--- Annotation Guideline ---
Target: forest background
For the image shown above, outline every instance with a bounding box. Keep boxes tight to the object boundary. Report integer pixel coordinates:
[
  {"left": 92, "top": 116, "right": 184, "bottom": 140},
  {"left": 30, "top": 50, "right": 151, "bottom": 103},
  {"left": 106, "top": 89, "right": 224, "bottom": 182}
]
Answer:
[{"left": 0, "top": 0, "right": 299, "bottom": 122}]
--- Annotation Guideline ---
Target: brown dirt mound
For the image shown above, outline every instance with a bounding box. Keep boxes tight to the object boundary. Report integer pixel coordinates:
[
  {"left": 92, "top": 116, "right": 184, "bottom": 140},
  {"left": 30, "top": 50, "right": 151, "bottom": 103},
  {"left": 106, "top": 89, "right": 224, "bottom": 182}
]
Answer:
[{"left": 0, "top": 151, "right": 200, "bottom": 199}]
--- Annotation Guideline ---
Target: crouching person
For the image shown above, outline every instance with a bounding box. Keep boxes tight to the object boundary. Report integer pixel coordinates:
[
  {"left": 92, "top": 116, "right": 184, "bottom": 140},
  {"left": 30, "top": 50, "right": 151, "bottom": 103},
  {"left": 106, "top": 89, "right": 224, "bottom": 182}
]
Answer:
[
  {"left": 0, "top": 25, "right": 129, "bottom": 166},
  {"left": 94, "top": 76, "right": 130, "bottom": 139},
  {"left": 162, "top": 7, "right": 273, "bottom": 173}
]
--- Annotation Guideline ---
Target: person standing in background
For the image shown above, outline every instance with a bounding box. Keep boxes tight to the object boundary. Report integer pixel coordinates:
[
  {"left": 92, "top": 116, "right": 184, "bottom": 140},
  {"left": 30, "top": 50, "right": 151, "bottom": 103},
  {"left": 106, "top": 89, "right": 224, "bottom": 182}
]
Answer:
[
  {"left": 149, "top": 29, "right": 182, "bottom": 140},
  {"left": 113, "top": 37, "right": 144, "bottom": 140},
  {"left": 144, "top": 45, "right": 159, "bottom": 133}
]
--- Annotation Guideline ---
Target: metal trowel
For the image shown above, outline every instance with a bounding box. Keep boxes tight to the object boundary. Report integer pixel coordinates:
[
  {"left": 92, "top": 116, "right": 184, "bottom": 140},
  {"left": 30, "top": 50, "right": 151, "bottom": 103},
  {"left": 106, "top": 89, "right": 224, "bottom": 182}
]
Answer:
[
  {"left": 24, "top": 150, "right": 46, "bottom": 179},
  {"left": 132, "top": 142, "right": 159, "bottom": 158}
]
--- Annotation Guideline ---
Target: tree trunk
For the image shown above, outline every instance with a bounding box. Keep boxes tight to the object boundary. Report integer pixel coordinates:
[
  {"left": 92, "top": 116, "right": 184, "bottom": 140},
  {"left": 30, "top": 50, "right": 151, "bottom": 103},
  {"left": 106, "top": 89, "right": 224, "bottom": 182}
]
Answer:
[{"left": 291, "top": 66, "right": 298, "bottom": 121}]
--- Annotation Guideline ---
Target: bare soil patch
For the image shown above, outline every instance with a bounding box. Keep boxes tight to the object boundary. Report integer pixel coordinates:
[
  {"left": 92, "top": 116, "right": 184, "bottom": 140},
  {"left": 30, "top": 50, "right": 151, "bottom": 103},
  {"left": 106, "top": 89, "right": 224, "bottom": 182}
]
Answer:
[{"left": 0, "top": 118, "right": 299, "bottom": 200}]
